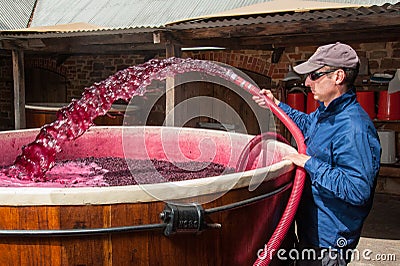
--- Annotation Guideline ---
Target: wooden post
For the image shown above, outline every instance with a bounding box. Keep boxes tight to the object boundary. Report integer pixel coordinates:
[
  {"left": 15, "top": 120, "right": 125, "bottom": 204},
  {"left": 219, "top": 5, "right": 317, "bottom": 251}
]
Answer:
[
  {"left": 12, "top": 49, "right": 26, "bottom": 129},
  {"left": 165, "top": 42, "right": 181, "bottom": 126}
]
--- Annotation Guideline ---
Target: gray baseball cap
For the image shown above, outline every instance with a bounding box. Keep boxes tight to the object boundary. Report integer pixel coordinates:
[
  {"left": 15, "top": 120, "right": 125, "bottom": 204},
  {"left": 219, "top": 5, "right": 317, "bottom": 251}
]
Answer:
[{"left": 293, "top": 42, "right": 360, "bottom": 74}]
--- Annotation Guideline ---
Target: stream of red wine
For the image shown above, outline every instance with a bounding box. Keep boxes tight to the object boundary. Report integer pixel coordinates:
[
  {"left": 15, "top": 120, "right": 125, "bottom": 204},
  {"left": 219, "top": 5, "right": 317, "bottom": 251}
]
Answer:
[{"left": 2, "top": 58, "right": 252, "bottom": 182}]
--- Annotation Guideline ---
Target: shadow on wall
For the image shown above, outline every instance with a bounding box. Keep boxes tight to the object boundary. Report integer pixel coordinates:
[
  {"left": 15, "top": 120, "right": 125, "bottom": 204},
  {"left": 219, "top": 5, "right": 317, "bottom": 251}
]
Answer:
[{"left": 360, "top": 193, "right": 400, "bottom": 240}]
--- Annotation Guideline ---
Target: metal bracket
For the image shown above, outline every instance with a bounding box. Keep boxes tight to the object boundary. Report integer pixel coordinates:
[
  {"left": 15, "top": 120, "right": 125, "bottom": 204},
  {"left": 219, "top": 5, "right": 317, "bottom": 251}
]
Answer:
[{"left": 160, "top": 203, "right": 210, "bottom": 236}]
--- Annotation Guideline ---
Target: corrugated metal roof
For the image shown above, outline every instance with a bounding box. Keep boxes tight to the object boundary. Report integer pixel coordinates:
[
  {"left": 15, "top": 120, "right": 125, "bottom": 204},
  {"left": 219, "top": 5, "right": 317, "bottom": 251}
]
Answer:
[
  {"left": 184, "top": 0, "right": 364, "bottom": 19},
  {"left": 30, "top": 0, "right": 272, "bottom": 29},
  {"left": 8, "top": 22, "right": 108, "bottom": 32},
  {"left": 0, "top": 23, "right": 156, "bottom": 38},
  {"left": 168, "top": 1, "right": 400, "bottom": 29},
  {"left": 0, "top": 0, "right": 36, "bottom": 30},
  {"left": 30, "top": 0, "right": 400, "bottom": 29},
  {"left": 1, "top": 0, "right": 399, "bottom": 35},
  {"left": 320, "top": 0, "right": 397, "bottom": 4}
]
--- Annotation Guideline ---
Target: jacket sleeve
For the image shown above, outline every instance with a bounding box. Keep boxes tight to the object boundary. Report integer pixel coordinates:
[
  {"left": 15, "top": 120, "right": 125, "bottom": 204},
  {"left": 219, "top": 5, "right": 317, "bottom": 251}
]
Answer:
[
  {"left": 278, "top": 102, "right": 313, "bottom": 135},
  {"left": 304, "top": 131, "right": 380, "bottom": 206}
]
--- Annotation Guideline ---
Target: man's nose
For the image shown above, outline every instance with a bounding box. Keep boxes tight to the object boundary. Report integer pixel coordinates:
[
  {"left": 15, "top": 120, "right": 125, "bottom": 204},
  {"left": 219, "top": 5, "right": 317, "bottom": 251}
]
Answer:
[{"left": 304, "top": 75, "right": 312, "bottom": 87}]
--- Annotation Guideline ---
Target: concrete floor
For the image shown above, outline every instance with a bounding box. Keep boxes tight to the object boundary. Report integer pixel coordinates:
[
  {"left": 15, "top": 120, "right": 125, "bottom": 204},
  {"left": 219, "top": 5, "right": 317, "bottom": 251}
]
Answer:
[{"left": 349, "top": 193, "right": 400, "bottom": 265}]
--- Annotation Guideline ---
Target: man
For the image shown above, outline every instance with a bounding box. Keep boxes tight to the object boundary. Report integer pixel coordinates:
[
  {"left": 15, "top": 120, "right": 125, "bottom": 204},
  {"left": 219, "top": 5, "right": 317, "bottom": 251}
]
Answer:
[{"left": 253, "top": 42, "right": 381, "bottom": 265}]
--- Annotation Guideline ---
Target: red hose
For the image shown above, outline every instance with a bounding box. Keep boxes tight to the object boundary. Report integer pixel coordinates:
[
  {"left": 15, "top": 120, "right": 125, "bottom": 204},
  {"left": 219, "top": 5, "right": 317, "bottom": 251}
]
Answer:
[
  {"left": 253, "top": 93, "right": 306, "bottom": 266},
  {"left": 235, "top": 132, "right": 290, "bottom": 172},
  {"left": 228, "top": 73, "right": 307, "bottom": 265}
]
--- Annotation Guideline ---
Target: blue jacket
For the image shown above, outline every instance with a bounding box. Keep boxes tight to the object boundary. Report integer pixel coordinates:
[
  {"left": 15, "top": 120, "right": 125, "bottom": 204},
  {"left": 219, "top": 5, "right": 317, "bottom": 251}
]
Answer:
[{"left": 279, "top": 89, "right": 381, "bottom": 249}]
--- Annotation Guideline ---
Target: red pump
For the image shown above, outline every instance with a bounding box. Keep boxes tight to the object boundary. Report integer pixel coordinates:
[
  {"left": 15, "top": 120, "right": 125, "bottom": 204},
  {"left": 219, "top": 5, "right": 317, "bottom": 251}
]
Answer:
[{"left": 228, "top": 73, "right": 307, "bottom": 265}]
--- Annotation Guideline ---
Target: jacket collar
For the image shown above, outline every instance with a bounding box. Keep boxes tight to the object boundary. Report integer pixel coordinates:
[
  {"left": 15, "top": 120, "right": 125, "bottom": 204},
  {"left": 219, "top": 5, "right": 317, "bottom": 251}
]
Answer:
[{"left": 317, "top": 88, "right": 356, "bottom": 119}]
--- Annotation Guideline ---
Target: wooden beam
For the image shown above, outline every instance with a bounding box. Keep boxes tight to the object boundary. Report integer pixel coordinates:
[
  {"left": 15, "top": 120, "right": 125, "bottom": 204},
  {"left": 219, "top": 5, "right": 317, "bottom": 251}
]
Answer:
[
  {"left": 2, "top": 40, "right": 165, "bottom": 54},
  {"left": 164, "top": 42, "right": 182, "bottom": 126},
  {"left": 1, "top": 33, "right": 165, "bottom": 54},
  {"left": 379, "top": 165, "right": 400, "bottom": 178},
  {"left": 173, "top": 26, "right": 400, "bottom": 49},
  {"left": 8, "top": 25, "right": 399, "bottom": 53},
  {"left": 172, "top": 13, "right": 400, "bottom": 40},
  {"left": 178, "top": 37, "right": 275, "bottom": 50},
  {"left": 12, "top": 49, "right": 26, "bottom": 129},
  {"left": 170, "top": 11, "right": 400, "bottom": 48}
]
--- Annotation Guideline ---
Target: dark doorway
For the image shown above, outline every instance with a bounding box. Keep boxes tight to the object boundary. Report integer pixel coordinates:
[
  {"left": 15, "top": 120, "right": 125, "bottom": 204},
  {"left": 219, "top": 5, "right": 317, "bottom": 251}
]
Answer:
[{"left": 25, "top": 67, "right": 67, "bottom": 103}]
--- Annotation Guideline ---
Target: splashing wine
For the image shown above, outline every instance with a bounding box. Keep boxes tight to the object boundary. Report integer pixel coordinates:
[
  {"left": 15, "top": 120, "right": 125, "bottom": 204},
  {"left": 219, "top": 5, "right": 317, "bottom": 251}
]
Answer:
[{"left": 4, "top": 58, "right": 258, "bottom": 182}]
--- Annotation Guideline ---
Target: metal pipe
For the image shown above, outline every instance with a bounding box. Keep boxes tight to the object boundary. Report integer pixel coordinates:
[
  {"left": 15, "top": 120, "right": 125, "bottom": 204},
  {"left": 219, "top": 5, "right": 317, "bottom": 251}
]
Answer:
[
  {"left": 205, "top": 182, "right": 292, "bottom": 214},
  {"left": 0, "top": 223, "right": 166, "bottom": 237}
]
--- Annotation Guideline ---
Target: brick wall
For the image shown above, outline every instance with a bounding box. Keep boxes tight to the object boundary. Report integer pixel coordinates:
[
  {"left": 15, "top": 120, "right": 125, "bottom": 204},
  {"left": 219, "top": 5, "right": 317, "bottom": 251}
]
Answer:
[
  {"left": 183, "top": 42, "right": 399, "bottom": 136},
  {"left": 183, "top": 46, "right": 325, "bottom": 85},
  {"left": 0, "top": 41, "right": 399, "bottom": 130},
  {"left": 61, "top": 54, "right": 150, "bottom": 100},
  {"left": 361, "top": 42, "right": 400, "bottom": 70},
  {"left": 182, "top": 42, "right": 400, "bottom": 85},
  {"left": 25, "top": 57, "right": 68, "bottom": 77},
  {"left": 183, "top": 49, "right": 274, "bottom": 77}
]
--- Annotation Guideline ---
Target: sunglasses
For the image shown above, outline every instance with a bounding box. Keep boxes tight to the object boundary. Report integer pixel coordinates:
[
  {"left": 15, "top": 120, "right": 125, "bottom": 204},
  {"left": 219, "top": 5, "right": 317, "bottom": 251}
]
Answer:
[{"left": 308, "top": 69, "right": 338, "bottom": 81}]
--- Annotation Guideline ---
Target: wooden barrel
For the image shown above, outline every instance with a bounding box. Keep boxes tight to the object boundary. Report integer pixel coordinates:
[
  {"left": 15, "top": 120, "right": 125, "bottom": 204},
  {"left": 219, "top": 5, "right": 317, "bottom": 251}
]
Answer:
[{"left": 0, "top": 126, "right": 296, "bottom": 265}]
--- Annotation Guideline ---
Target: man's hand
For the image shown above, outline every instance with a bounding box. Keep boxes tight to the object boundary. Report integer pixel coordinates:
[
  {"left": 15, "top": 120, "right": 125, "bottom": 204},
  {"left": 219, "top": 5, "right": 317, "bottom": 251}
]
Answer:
[
  {"left": 283, "top": 153, "right": 311, "bottom": 168},
  {"left": 252, "top": 89, "right": 280, "bottom": 108}
]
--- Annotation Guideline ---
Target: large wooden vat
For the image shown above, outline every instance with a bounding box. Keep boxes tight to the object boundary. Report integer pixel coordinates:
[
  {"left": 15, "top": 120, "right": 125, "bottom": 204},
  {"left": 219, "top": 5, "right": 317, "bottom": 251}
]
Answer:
[{"left": 0, "top": 126, "right": 296, "bottom": 265}]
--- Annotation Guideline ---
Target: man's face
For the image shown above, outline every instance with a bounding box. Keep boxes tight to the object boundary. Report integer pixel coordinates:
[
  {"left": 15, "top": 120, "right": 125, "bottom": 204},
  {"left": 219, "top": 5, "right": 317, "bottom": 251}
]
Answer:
[{"left": 305, "top": 67, "right": 343, "bottom": 107}]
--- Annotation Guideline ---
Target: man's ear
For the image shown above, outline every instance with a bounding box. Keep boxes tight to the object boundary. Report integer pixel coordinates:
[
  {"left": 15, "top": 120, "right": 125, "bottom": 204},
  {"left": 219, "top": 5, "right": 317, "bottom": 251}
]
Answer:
[{"left": 335, "top": 69, "right": 346, "bottom": 85}]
